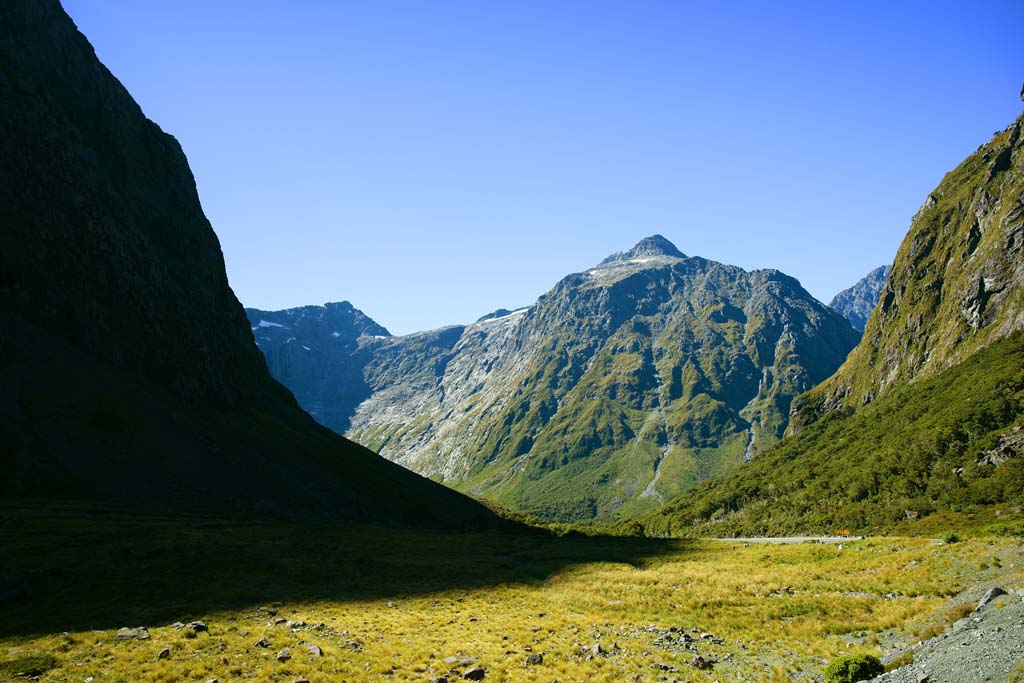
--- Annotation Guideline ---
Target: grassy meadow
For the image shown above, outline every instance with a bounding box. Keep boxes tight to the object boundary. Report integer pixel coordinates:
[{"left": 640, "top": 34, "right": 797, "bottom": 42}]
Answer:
[{"left": 3, "top": 504, "right": 1023, "bottom": 682}]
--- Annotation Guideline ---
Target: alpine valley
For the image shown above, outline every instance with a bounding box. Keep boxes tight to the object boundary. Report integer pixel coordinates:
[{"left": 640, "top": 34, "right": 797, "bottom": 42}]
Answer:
[
  {"left": 5, "top": 3, "right": 1024, "bottom": 682},
  {"left": 248, "top": 236, "right": 861, "bottom": 522}
]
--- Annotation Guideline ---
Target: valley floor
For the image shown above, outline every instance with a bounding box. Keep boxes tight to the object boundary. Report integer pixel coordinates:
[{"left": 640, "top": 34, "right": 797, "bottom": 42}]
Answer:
[{"left": 2, "top": 504, "right": 1022, "bottom": 682}]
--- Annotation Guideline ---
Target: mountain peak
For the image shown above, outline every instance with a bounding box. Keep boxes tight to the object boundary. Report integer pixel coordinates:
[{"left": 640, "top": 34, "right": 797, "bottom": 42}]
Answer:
[
  {"left": 599, "top": 235, "right": 685, "bottom": 265},
  {"left": 627, "top": 234, "right": 684, "bottom": 258}
]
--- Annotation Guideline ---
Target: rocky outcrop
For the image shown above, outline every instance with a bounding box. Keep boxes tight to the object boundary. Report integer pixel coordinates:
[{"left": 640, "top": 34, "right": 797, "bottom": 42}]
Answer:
[
  {"left": 829, "top": 265, "right": 892, "bottom": 331},
  {"left": 791, "top": 113, "right": 1024, "bottom": 432},
  {"left": 0, "top": 0, "right": 502, "bottom": 528}
]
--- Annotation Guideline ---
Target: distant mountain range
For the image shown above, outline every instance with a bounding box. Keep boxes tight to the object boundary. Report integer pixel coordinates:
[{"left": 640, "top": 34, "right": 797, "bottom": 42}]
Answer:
[
  {"left": 248, "top": 235, "right": 860, "bottom": 521},
  {"left": 829, "top": 265, "right": 891, "bottom": 331},
  {"left": 0, "top": 0, "right": 503, "bottom": 529}
]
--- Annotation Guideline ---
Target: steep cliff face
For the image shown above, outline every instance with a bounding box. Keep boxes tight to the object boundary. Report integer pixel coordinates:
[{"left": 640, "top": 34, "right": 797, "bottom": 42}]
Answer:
[
  {"left": 0, "top": 0, "right": 502, "bottom": 528},
  {"left": 255, "top": 237, "right": 858, "bottom": 522},
  {"left": 829, "top": 265, "right": 891, "bottom": 332},
  {"left": 791, "top": 115, "right": 1024, "bottom": 431}
]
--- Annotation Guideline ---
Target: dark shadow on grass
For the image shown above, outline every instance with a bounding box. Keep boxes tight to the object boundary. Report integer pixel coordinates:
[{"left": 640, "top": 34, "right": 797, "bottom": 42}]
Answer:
[{"left": 0, "top": 503, "right": 692, "bottom": 638}]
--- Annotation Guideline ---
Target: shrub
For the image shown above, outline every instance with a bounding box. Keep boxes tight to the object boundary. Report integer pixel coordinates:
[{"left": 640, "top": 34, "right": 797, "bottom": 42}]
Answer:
[
  {"left": 824, "top": 653, "right": 885, "bottom": 683},
  {"left": 944, "top": 531, "right": 960, "bottom": 544}
]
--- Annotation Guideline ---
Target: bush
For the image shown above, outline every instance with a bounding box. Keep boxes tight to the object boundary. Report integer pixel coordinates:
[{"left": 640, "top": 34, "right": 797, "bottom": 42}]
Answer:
[
  {"left": 824, "top": 653, "right": 885, "bottom": 683},
  {"left": 944, "top": 531, "right": 961, "bottom": 544}
]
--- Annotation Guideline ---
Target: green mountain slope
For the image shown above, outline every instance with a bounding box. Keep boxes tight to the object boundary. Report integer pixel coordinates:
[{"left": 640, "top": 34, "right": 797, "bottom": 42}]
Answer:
[
  {"left": 643, "top": 112, "right": 1024, "bottom": 536},
  {"left": 255, "top": 236, "right": 859, "bottom": 522},
  {"left": 792, "top": 115, "right": 1024, "bottom": 431},
  {"left": 0, "top": 0, "right": 503, "bottom": 528},
  {"left": 642, "top": 330, "right": 1024, "bottom": 536}
]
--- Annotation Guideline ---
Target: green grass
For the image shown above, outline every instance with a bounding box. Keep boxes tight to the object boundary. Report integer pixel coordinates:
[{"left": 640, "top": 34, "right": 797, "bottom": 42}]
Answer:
[{"left": 4, "top": 504, "right": 1023, "bottom": 682}]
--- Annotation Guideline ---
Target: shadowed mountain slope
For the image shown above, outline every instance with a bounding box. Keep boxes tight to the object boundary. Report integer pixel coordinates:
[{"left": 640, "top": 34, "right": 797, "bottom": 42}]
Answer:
[{"left": 0, "top": 0, "right": 503, "bottom": 528}]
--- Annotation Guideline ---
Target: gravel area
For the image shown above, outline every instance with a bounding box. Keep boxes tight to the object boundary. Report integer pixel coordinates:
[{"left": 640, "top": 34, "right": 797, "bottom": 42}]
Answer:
[{"left": 871, "top": 588, "right": 1024, "bottom": 683}]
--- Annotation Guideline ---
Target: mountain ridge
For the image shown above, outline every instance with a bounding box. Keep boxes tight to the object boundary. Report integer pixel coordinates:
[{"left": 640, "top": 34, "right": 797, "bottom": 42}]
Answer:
[
  {"left": 252, "top": 235, "right": 860, "bottom": 521},
  {"left": 642, "top": 110, "right": 1024, "bottom": 535},
  {"left": 829, "top": 264, "right": 892, "bottom": 331},
  {"left": 0, "top": 0, "right": 504, "bottom": 529}
]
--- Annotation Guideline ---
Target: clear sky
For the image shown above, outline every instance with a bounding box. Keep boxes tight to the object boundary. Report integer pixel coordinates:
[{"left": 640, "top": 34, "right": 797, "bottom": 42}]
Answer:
[{"left": 64, "top": 1, "right": 1023, "bottom": 335}]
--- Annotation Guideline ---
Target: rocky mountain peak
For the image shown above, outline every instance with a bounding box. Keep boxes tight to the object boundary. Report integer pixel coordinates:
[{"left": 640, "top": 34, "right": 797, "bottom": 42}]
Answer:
[{"left": 600, "top": 235, "right": 685, "bottom": 265}]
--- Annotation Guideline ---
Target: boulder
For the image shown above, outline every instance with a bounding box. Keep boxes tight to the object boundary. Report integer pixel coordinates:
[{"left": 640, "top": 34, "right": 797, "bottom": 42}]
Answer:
[
  {"left": 116, "top": 627, "right": 150, "bottom": 640},
  {"left": 462, "top": 666, "right": 486, "bottom": 680},
  {"left": 976, "top": 586, "right": 1007, "bottom": 611}
]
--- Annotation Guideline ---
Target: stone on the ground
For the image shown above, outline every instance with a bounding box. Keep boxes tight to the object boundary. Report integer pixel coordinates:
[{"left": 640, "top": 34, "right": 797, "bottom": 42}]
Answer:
[
  {"left": 525, "top": 653, "right": 543, "bottom": 665},
  {"left": 116, "top": 627, "right": 150, "bottom": 640},
  {"left": 253, "top": 637, "right": 271, "bottom": 648},
  {"left": 976, "top": 587, "right": 1007, "bottom": 611},
  {"left": 462, "top": 665, "right": 486, "bottom": 680},
  {"left": 276, "top": 647, "right": 291, "bottom": 662},
  {"left": 304, "top": 642, "right": 323, "bottom": 657},
  {"left": 157, "top": 647, "right": 170, "bottom": 660},
  {"left": 188, "top": 621, "right": 208, "bottom": 633},
  {"left": 690, "top": 655, "right": 715, "bottom": 670}
]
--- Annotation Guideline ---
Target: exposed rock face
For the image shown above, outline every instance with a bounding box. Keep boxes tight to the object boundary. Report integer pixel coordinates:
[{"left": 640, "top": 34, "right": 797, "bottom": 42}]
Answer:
[
  {"left": 829, "top": 265, "right": 892, "bottom": 332},
  {"left": 0, "top": 0, "right": 501, "bottom": 528},
  {"left": 245, "top": 302, "right": 389, "bottom": 432},
  {"left": 791, "top": 114, "right": 1024, "bottom": 432},
  {"left": 254, "top": 237, "right": 859, "bottom": 521}
]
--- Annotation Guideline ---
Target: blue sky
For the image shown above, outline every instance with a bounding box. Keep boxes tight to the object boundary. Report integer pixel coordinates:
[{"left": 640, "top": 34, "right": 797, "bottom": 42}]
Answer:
[{"left": 64, "top": 1, "right": 1023, "bottom": 335}]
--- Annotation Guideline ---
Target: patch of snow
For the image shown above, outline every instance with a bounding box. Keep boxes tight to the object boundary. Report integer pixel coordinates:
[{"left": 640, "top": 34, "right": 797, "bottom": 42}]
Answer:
[
  {"left": 256, "top": 320, "right": 286, "bottom": 328},
  {"left": 331, "top": 331, "right": 341, "bottom": 338},
  {"left": 302, "top": 345, "right": 311, "bottom": 351}
]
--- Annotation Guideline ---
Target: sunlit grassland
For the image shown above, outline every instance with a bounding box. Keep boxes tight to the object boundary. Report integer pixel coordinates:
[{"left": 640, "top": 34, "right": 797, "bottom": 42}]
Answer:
[{"left": 2, "top": 506, "right": 1021, "bottom": 682}]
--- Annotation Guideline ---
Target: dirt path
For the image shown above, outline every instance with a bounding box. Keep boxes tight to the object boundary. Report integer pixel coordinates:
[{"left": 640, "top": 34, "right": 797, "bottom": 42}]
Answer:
[{"left": 707, "top": 536, "right": 863, "bottom": 544}]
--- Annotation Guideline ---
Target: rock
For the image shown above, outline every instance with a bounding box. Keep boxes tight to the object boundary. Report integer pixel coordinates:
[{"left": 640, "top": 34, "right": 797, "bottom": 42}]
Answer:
[
  {"left": 444, "top": 655, "right": 477, "bottom": 667},
  {"left": 429, "top": 678, "right": 449, "bottom": 683},
  {"left": 525, "top": 653, "right": 543, "bottom": 665},
  {"left": 116, "top": 627, "right": 150, "bottom": 640},
  {"left": 204, "top": 680, "right": 218, "bottom": 683},
  {"left": 286, "top": 620, "right": 306, "bottom": 629},
  {"left": 916, "top": 673, "right": 931, "bottom": 683},
  {"left": 976, "top": 586, "right": 1007, "bottom": 610},
  {"left": 171, "top": 622, "right": 185, "bottom": 631},
  {"left": 188, "top": 621, "right": 208, "bottom": 633},
  {"left": 276, "top": 647, "right": 291, "bottom": 662},
  {"left": 462, "top": 666, "right": 486, "bottom": 680},
  {"left": 157, "top": 647, "right": 170, "bottom": 660},
  {"left": 253, "top": 637, "right": 272, "bottom": 648},
  {"left": 690, "top": 655, "right": 715, "bottom": 670},
  {"left": 292, "top": 679, "right": 311, "bottom": 683},
  {"left": 978, "top": 428, "right": 1024, "bottom": 466},
  {"left": 304, "top": 642, "right": 323, "bottom": 657},
  {"left": 273, "top": 617, "right": 287, "bottom": 625}
]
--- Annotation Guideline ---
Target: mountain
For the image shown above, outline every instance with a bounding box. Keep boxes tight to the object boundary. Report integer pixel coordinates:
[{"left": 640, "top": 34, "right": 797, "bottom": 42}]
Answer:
[
  {"left": 253, "top": 236, "right": 859, "bottom": 522},
  {"left": 245, "top": 302, "right": 390, "bottom": 432},
  {"left": 0, "top": 0, "right": 502, "bottom": 528},
  {"left": 792, "top": 115, "right": 1024, "bottom": 431},
  {"left": 642, "top": 112, "right": 1024, "bottom": 535},
  {"left": 829, "top": 265, "right": 891, "bottom": 331}
]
